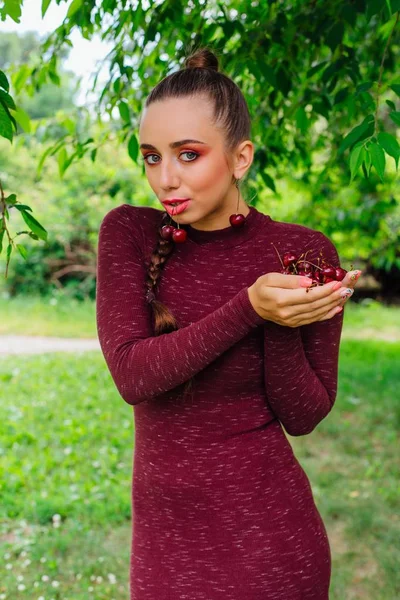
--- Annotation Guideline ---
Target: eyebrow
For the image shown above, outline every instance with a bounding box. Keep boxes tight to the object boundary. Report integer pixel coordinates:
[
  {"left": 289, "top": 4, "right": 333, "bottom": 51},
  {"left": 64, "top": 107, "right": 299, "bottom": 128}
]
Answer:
[{"left": 139, "top": 139, "right": 207, "bottom": 151}]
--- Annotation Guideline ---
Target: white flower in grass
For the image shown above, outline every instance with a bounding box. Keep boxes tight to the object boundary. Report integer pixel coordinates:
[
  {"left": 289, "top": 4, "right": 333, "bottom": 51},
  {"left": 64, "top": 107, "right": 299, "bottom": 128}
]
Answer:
[
  {"left": 17, "top": 575, "right": 24, "bottom": 581},
  {"left": 51, "top": 581, "right": 60, "bottom": 588},
  {"left": 75, "top": 573, "right": 82, "bottom": 580},
  {"left": 38, "top": 596, "right": 45, "bottom": 600},
  {"left": 22, "top": 559, "right": 31, "bottom": 567},
  {"left": 0, "top": 594, "right": 6, "bottom": 599},
  {"left": 41, "top": 575, "right": 49, "bottom": 582},
  {"left": 3, "top": 552, "right": 11, "bottom": 559},
  {"left": 17, "top": 584, "right": 26, "bottom": 591},
  {"left": 40, "top": 557, "right": 47, "bottom": 563},
  {"left": 96, "top": 576, "right": 103, "bottom": 583},
  {"left": 98, "top": 556, "right": 104, "bottom": 562},
  {"left": 88, "top": 587, "right": 94, "bottom": 592},
  {"left": 5, "top": 563, "right": 12, "bottom": 570},
  {"left": 90, "top": 575, "right": 96, "bottom": 582},
  {"left": 33, "top": 582, "right": 40, "bottom": 587},
  {"left": 20, "top": 551, "right": 27, "bottom": 557},
  {"left": 108, "top": 573, "right": 117, "bottom": 584},
  {"left": 64, "top": 447, "right": 72, "bottom": 455}
]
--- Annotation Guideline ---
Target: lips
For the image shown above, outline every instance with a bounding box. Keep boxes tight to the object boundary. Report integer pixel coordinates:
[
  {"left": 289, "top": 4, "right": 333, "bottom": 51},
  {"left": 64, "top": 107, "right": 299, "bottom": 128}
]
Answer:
[
  {"left": 162, "top": 198, "right": 191, "bottom": 206},
  {"left": 163, "top": 200, "right": 191, "bottom": 216}
]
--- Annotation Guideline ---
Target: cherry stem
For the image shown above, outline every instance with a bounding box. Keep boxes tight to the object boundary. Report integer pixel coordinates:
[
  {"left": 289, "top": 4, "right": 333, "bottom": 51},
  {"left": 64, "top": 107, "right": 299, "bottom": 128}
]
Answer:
[{"left": 271, "top": 242, "right": 285, "bottom": 269}]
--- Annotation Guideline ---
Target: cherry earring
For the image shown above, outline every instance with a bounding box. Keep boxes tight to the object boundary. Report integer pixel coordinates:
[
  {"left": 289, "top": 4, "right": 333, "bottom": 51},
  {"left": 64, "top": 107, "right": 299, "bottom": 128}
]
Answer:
[{"left": 229, "top": 178, "right": 246, "bottom": 228}]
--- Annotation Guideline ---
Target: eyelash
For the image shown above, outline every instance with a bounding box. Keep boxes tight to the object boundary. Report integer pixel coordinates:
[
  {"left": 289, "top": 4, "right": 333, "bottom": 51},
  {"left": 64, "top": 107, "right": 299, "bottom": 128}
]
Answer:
[{"left": 140, "top": 151, "right": 200, "bottom": 166}]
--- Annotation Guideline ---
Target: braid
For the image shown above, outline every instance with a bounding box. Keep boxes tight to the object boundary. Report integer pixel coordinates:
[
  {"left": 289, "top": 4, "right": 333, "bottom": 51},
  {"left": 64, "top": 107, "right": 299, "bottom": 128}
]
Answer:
[{"left": 145, "top": 212, "right": 195, "bottom": 400}]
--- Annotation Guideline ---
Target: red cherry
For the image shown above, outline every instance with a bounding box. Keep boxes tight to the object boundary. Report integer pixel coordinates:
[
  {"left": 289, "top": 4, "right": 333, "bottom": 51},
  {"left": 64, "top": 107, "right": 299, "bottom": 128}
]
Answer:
[
  {"left": 324, "top": 277, "right": 335, "bottom": 283},
  {"left": 335, "top": 267, "right": 347, "bottom": 281},
  {"left": 297, "top": 260, "right": 313, "bottom": 273},
  {"left": 321, "top": 266, "right": 336, "bottom": 279},
  {"left": 283, "top": 252, "right": 298, "bottom": 267},
  {"left": 172, "top": 228, "right": 187, "bottom": 243},
  {"left": 160, "top": 225, "right": 175, "bottom": 240},
  {"left": 229, "top": 214, "right": 246, "bottom": 227}
]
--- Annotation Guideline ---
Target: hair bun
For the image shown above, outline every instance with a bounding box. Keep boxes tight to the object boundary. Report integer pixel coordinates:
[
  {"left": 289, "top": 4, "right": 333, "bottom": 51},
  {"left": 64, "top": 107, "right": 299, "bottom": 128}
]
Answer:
[{"left": 185, "top": 48, "right": 219, "bottom": 72}]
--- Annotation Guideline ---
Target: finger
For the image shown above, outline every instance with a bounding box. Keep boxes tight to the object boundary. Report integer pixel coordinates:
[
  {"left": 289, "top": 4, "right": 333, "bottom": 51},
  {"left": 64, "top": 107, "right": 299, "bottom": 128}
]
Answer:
[
  {"left": 341, "top": 270, "right": 362, "bottom": 288},
  {"left": 296, "top": 299, "right": 343, "bottom": 326},
  {"left": 284, "top": 279, "right": 343, "bottom": 306},
  {"left": 260, "top": 272, "right": 313, "bottom": 290}
]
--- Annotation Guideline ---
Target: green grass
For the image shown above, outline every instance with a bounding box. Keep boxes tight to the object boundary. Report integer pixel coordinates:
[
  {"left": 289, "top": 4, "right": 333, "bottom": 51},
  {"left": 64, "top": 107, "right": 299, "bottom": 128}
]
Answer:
[{"left": 0, "top": 296, "right": 399, "bottom": 599}]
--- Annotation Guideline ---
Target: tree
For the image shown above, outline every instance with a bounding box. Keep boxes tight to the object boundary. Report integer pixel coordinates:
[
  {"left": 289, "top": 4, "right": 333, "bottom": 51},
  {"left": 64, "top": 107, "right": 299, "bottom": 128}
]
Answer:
[{"left": 0, "top": 0, "right": 399, "bottom": 278}]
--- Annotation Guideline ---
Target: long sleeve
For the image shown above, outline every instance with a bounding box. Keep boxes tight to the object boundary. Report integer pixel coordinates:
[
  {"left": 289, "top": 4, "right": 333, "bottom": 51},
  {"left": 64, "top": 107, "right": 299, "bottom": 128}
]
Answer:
[
  {"left": 263, "top": 231, "right": 344, "bottom": 437},
  {"left": 95, "top": 205, "right": 265, "bottom": 406}
]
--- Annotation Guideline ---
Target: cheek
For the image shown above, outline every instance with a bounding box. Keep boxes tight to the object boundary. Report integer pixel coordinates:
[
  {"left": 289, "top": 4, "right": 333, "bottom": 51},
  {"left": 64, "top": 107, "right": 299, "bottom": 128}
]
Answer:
[{"left": 188, "top": 156, "right": 230, "bottom": 191}]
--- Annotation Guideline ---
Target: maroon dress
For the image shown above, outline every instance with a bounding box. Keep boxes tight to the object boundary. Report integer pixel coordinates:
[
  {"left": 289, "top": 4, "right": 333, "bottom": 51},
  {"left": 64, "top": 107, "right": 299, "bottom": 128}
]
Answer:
[{"left": 96, "top": 203, "right": 344, "bottom": 599}]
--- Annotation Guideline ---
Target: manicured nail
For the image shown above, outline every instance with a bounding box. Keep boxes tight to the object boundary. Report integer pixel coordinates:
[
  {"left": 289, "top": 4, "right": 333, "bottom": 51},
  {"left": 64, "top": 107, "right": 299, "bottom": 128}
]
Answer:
[
  {"left": 340, "top": 288, "right": 354, "bottom": 298},
  {"left": 350, "top": 270, "right": 362, "bottom": 281},
  {"left": 300, "top": 278, "right": 313, "bottom": 287}
]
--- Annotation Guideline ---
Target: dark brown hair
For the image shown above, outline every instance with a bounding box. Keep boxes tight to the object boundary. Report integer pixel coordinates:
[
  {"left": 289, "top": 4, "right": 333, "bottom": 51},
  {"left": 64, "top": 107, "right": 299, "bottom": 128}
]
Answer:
[{"left": 142, "top": 47, "right": 251, "bottom": 399}]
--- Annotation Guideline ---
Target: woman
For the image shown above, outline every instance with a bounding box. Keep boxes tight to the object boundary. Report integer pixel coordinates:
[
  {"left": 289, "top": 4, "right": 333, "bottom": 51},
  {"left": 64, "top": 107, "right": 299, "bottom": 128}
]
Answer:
[{"left": 96, "top": 48, "right": 361, "bottom": 600}]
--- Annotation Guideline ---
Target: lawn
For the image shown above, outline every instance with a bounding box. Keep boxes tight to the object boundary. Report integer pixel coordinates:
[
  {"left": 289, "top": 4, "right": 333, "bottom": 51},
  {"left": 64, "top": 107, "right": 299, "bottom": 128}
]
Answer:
[{"left": 0, "top": 294, "right": 399, "bottom": 599}]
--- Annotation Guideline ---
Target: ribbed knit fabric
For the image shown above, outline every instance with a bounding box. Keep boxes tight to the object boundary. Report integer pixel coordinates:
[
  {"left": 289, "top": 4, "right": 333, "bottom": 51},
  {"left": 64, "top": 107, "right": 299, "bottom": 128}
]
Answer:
[{"left": 96, "top": 203, "right": 344, "bottom": 600}]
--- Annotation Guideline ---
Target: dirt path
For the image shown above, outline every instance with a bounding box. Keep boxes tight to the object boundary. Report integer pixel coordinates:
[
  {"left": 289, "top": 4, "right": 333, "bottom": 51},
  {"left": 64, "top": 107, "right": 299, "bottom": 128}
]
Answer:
[{"left": 0, "top": 335, "right": 100, "bottom": 355}]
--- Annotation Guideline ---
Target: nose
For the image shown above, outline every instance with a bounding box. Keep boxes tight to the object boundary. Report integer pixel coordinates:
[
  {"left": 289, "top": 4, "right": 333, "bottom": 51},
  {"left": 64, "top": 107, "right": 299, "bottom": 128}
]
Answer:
[{"left": 159, "top": 158, "right": 180, "bottom": 190}]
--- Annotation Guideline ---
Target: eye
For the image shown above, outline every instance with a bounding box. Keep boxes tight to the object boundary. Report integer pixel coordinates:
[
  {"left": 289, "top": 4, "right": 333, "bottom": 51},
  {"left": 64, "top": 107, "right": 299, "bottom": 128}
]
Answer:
[
  {"left": 180, "top": 151, "right": 199, "bottom": 162},
  {"left": 142, "top": 153, "right": 160, "bottom": 165}
]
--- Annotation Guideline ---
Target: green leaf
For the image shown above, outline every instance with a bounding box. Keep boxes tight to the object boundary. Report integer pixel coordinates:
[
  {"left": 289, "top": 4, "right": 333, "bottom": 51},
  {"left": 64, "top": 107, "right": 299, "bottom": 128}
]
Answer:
[
  {"left": 3, "top": 0, "right": 22, "bottom": 23},
  {"left": 58, "top": 147, "right": 67, "bottom": 177},
  {"left": 295, "top": 106, "right": 308, "bottom": 134},
  {"left": 6, "top": 243, "right": 12, "bottom": 261},
  {"left": 16, "top": 243, "right": 28, "bottom": 260},
  {"left": 386, "top": 99, "right": 396, "bottom": 110},
  {"left": 0, "top": 101, "right": 13, "bottom": 142},
  {"left": 363, "top": 149, "right": 372, "bottom": 177},
  {"left": 349, "top": 143, "right": 365, "bottom": 182},
  {"left": 377, "top": 131, "right": 400, "bottom": 170},
  {"left": 0, "top": 229, "right": 5, "bottom": 254},
  {"left": 390, "top": 84, "right": 400, "bottom": 97},
  {"left": 389, "top": 111, "right": 400, "bottom": 126},
  {"left": 127, "top": 134, "right": 139, "bottom": 162},
  {"left": 13, "top": 204, "right": 33, "bottom": 212},
  {"left": 118, "top": 101, "right": 130, "bottom": 123},
  {"left": 306, "top": 61, "right": 329, "bottom": 78},
  {"left": 67, "top": 0, "right": 83, "bottom": 18},
  {"left": 11, "top": 106, "right": 31, "bottom": 133},
  {"left": 0, "top": 89, "right": 16, "bottom": 110},
  {"left": 20, "top": 211, "right": 48, "bottom": 242},
  {"left": 0, "top": 70, "right": 9, "bottom": 92},
  {"left": 338, "top": 115, "right": 374, "bottom": 155},
  {"left": 369, "top": 142, "right": 386, "bottom": 181},
  {"left": 356, "top": 81, "right": 373, "bottom": 94},
  {"left": 261, "top": 171, "right": 276, "bottom": 193},
  {"left": 41, "top": 0, "right": 52, "bottom": 18},
  {"left": 366, "top": 0, "right": 384, "bottom": 21}
]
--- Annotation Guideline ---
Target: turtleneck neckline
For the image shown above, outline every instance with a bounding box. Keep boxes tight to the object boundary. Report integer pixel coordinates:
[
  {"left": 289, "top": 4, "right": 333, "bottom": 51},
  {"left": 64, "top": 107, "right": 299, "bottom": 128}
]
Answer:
[{"left": 177, "top": 205, "right": 268, "bottom": 249}]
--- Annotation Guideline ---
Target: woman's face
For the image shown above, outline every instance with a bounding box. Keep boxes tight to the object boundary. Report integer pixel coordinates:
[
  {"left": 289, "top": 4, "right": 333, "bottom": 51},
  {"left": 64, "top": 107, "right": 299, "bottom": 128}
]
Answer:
[{"left": 139, "top": 95, "right": 253, "bottom": 230}]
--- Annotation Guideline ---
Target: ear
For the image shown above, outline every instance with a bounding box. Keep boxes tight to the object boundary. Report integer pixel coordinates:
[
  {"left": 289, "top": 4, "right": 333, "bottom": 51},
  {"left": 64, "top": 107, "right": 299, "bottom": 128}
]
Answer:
[{"left": 233, "top": 140, "right": 254, "bottom": 180}]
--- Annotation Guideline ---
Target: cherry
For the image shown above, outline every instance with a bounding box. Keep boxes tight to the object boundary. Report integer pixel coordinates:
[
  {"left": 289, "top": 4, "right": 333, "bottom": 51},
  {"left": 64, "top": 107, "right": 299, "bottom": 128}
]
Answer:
[
  {"left": 172, "top": 228, "right": 187, "bottom": 243},
  {"left": 229, "top": 214, "right": 246, "bottom": 227},
  {"left": 160, "top": 225, "right": 175, "bottom": 241},
  {"left": 321, "top": 266, "right": 336, "bottom": 279},
  {"left": 297, "top": 260, "right": 313, "bottom": 273},
  {"left": 283, "top": 251, "right": 298, "bottom": 267},
  {"left": 324, "top": 277, "right": 335, "bottom": 283},
  {"left": 335, "top": 267, "right": 347, "bottom": 281}
]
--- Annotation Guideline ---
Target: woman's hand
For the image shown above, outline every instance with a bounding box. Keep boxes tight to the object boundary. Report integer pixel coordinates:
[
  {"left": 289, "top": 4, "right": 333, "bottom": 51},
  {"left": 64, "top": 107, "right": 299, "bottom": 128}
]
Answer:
[{"left": 248, "top": 271, "right": 360, "bottom": 327}]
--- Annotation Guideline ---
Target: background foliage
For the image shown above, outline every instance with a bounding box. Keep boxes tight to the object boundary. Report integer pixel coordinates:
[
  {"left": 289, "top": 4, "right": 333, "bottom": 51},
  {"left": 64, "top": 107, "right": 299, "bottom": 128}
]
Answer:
[{"left": 0, "top": 0, "right": 399, "bottom": 298}]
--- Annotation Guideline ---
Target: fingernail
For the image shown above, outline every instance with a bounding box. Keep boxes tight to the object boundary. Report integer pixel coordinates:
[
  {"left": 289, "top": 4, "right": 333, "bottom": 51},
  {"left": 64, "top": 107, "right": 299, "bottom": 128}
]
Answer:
[
  {"left": 350, "top": 270, "right": 362, "bottom": 281},
  {"left": 300, "top": 278, "right": 313, "bottom": 287},
  {"left": 340, "top": 287, "right": 354, "bottom": 298}
]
